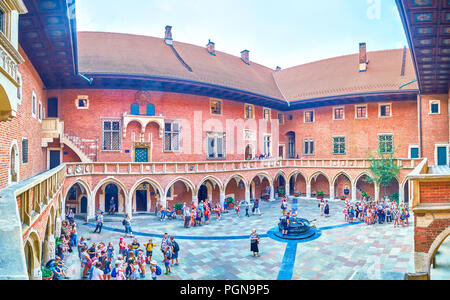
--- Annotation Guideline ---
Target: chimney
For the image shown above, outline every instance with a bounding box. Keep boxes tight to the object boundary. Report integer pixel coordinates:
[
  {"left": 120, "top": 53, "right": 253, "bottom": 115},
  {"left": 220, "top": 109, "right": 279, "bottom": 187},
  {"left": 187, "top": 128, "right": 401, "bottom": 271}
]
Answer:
[
  {"left": 359, "top": 42, "right": 367, "bottom": 72},
  {"left": 276, "top": 66, "right": 282, "bottom": 72},
  {"left": 206, "top": 39, "right": 216, "bottom": 56},
  {"left": 241, "top": 50, "right": 250, "bottom": 65},
  {"left": 165, "top": 25, "right": 173, "bottom": 45}
]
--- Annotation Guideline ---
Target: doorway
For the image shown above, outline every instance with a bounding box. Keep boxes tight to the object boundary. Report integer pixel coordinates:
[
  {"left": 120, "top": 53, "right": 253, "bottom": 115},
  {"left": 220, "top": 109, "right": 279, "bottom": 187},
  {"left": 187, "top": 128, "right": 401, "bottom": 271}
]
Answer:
[
  {"left": 105, "top": 184, "right": 119, "bottom": 212},
  {"left": 49, "top": 150, "right": 61, "bottom": 169},
  {"left": 135, "top": 190, "right": 147, "bottom": 212},
  {"left": 437, "top": 146, "right": 448, "bottom": 166},
  {"left": 198, "top": 185, "right": 208, "bottom": 202}
]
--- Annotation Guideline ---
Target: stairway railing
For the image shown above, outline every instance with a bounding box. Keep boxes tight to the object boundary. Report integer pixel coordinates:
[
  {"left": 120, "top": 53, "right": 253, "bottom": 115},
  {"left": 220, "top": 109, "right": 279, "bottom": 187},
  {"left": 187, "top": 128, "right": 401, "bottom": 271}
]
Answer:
[{"left": 63, "top": 129, "right": 98, "bottom": 162}]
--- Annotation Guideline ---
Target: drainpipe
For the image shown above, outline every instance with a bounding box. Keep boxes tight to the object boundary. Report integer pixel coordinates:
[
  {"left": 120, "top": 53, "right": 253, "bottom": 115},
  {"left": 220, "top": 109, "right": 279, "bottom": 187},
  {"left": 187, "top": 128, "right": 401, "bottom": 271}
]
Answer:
[
  {"left": 418, "top": 93, "right": 423, "bottom": 158},
  {"left": 78, "top": 73, "right": 94, "bottom": 85}
]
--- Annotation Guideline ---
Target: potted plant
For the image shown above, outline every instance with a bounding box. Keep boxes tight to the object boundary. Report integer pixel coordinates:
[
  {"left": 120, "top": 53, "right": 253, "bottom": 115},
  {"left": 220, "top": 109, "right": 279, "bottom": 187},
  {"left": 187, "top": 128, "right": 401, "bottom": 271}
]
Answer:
[
  {"left": 340, "top": 195, "right": 347, "bottom": 201},
  {"left": 277, "top": 189, "right": 286, "bottom": 197},
  {"left": 225, "top": 197, "right": 234, "bottom": 208},
  {"left": 41, "top": 267, "right": 53, "bottom": 281},
  {"left": 293, "top": 191, "right": 300, "bottom": 198},
  {"left": 361, "top": 192, "right": 369, "bottom": 201},
  {"left": 316, "top": 190, "right": 324, "bottom": 200},
  {"left": 390, "top": 192, "right": 399, "bottom": 204},
  {"left": 174, "top": 203, "right": 183, "bottom": 215}
]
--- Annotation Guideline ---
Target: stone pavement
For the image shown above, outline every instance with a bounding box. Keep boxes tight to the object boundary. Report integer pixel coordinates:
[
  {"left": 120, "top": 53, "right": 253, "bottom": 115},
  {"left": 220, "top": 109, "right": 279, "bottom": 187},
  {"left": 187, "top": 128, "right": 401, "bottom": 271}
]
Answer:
[{"left": 64, "top": 199, "right": 415, "bottom": 280}]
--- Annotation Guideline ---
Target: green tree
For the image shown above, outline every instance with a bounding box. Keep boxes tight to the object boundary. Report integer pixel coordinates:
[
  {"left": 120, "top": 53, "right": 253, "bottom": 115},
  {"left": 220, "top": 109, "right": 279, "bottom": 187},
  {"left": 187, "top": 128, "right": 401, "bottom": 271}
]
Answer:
[{"left": 365, "top": 148, "right": 401, "bottom": 200}]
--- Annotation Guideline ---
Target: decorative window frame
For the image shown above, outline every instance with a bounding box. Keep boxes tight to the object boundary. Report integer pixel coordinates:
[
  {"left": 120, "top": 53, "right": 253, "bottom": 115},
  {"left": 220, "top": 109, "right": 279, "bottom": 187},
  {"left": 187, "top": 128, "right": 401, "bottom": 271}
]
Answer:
[
  {"left": 332, "top": 136, "right": 346, "bottom": 155},
  {"left": 244, "top": 103, "right": 255, "bottom": 120},
  {"left": 16, "top": 72, "right": 22, "bottom": 104},
  {"left": 263, "top": 134, "right": 272, "bottom": 157},
  {"left": 263, "top": 107, "right": 271, "bottom": 121},
  {"left": 332, "top": 106, "right": 345, "bottom": 121},
  {"left": 304, "top": 110, "right": 315, "bottom": 124},
  {"left": 303, "top": 138, "right": 315, "bottom": 156},
  {"left": 355, "top": 104, "right": 368, "bottom": 119},
  {"left": 408, "top": 144, "right": 420, "bottom": 159},
  {"left": 163, "top": 121, "right": 182, "bottom": 153},
  {"left": 206, "top": 131, "right": 226, "bottom": 160},
  {"left": 31, "top": 91, "right": 36, "bottom": 118},
  {"left": 101, "top": 118, "right": 122, "bottom": 152},
  {"left": 76, "top": 95, "right": 89, "bottom": 110},
  {"left": 0, "top": 2, "right": 12, "bottom": 40},
  {"left": 8, "top": 139, "right": 20, "bottom": 185},
  {"left": 21, "top": 137, "right": 28, "bottom": 164},
  {"left": 378, "top": 103, "right": 392, "bottom": 118},
  {"left": 429, "top": 100, "right": 440, "bottom": 115},
  {"left": 377, "top": 133, "right": 394, "bottom": 154},
  {"left": 210, "top": 98, "right": 222, "bottom": 116},
  {"left": 243, "top": 129, "right": 256, "bottom": 141},
  {"left": 277, "top": 113, "right": 284, "bottom": 124}
]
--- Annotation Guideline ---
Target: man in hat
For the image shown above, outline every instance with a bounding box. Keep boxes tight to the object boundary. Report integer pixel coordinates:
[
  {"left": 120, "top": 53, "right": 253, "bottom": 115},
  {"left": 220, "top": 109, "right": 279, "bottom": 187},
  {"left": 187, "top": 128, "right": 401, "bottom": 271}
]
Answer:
[{"left": 93, "top": 211, "right": 104, "bottom": 234}]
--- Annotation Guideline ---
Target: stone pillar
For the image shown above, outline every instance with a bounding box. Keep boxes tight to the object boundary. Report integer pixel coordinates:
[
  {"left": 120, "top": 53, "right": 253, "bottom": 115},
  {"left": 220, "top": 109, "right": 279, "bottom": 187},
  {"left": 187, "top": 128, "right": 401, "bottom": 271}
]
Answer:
[
  {"left": 245, "top": 188, "right": 251, "bottom": 204},
  {"left": 374, "top": 184, "right": 380, "bottom": 202},
  {"left": 160, "top": 193, "right": 167, "bottom": 209},
  {"left": 43, "top": 235, "right": 55, "bottom": 264},
  {"left": 329, "top": 185, "right": 335, "bottom": 201},
  {"left": 100, "top": 194, "right": 105, "bottom": 212},
  {"left": 269, "top": 186, "right": 275, "bottom": 202},
  {"left": 192, "top": 195, "right": 198, "bottom": 206},
  {"left": 55, "top": 218, "right": 62, "bottom": 238},
  {"left": 352, "top": 185, "right": 357, "bottom": 202},
  {"left": 125, "top": 194, "right": 132, "bottom": 216},
  {"left": 31, "top": 267, "right": 42, "bottom": 281},
  {"left": 219, "top": 193, "right": 225, "bottom": 208},
  {"left": 87, "top": 195, "right": 96, "bottom": 221},
  {"left": 285, "top": 183, "right": 290, "bottom": 197},
  {"left": 399, "top": 182, "right": 405, "bottom": 203},
  {"left": 306, "top": 184, "right": 311, "bottom": 199}
]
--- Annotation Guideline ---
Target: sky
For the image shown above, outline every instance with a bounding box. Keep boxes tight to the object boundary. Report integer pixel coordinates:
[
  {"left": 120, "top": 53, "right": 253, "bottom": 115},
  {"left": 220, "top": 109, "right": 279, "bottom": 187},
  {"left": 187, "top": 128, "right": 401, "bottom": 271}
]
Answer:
[{"left": 75, "top": 0, "right": 408, "bottom": 69}]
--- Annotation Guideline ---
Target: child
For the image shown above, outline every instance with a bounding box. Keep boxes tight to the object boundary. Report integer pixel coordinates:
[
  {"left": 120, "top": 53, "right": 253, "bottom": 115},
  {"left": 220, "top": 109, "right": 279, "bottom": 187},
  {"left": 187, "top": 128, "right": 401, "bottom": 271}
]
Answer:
[
  {"left": 162, "top": 246, "right": 172, "bottom": 275},
  {"left": 144, "top": 239, "right": 156, "bottom": 263},
  {"left": 204, "top": 208, "right": 210, "bottom": 225},
  {"left": 235, "top": 203, "right": 241, "bottom": 217}
]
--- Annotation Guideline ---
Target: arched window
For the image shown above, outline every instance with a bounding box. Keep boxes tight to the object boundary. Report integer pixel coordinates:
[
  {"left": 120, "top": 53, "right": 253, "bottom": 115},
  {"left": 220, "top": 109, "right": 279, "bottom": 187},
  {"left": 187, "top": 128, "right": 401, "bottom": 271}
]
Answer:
[
  {"left": 146, "top": 104, "right": 155, "bottom": 116},
  {"left": 9, "top": 141, "right": 19, "bottom": 184},
  {"left": 130, "top": 103, "right": 140, "bottom": 116}
]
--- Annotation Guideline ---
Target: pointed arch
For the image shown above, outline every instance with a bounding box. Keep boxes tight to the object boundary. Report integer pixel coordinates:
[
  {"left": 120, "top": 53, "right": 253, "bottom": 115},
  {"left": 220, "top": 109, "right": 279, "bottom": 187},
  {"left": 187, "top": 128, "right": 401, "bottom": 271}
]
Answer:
[
  {"left": 288, "top": 170, "right": 307, "bottom": 183},
  {"left": 308, "top": 171, "right": 331, "bottom": 186},
  {"left": 353, "top": 172, "right": 373, "bottom": 187},
  {"left": 249, "top": 172, "right": 273, "bottom": 188},
  {"left": 64, "top": 179, "right": 92, "bottom": 200},
  {"left": 331, "top": 171, "right": 353, "bottom": 186},
  {"left": 223, "top": 173, "right": 249, "bottom": 190},
  {"left": 129, "top": 177, "right": 164, "bottom": 200},
  {"left": 197, "top": 175, "right": 224, "bottom": 194},
  {"left": 165, "top": 177, "right": 196, "bottom": 197}
]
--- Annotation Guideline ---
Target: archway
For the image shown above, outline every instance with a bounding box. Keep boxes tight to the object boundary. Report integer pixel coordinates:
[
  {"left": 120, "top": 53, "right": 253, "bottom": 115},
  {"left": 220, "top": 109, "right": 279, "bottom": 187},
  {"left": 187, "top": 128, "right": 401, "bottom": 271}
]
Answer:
[
  {"left": 93, "top": 180, "right": 127, "bottom": 214},
  {"left": 333, "top": 173, "right": 352, "bottom": 200},
  {"left": 380, "top": 178, "right": 400, "bottom": 202},
  {"left": 9, "top": 140, "right": 19, "bottom": 185},
  {"left": 289, "top": 171, "right": 307, "bottom": 196},
  {"left": 65, "top": 182, "right": 90, "bottom": 215},
  {"left": 429, "top": 233, "right": 450, "bottom": 280},
  {"left": 250, "top": 174, "right": 272, "bottom": 201},
  {"left": 274, "top": 172, "right": 287, "bottom": 196},
  {"left": 224, "top": 175, "right": 248, "bottom": 204},
  {"left": 245, "top": 144, "right": 254, "bottom": 160},
  {"left": 42, "top": 207, "right": 55, "bottom": 265},
  {"left": 310, "top": 172, "right": 330, "bottom": 198},
  {"left": 197, "top": 176, "right": 223, "bottom": 205},
  {"left": 355, "top": 173, "right": 375, "bottom": 201},
  {"left": 130, "top": 181, "right": 161, "bottom": 213},
  {"left": 24, "top": 231, "right": 41, "bottom": 280},
  {"left": 165, "top": 178, "right": 195, "bottom": 208}
]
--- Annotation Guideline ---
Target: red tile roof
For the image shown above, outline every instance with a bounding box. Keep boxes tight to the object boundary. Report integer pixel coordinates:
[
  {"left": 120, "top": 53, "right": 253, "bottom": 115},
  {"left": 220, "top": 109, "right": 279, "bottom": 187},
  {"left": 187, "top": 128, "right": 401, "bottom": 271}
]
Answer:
[{"left": 77, "top": 31, "right": 418, "bottom": 104}]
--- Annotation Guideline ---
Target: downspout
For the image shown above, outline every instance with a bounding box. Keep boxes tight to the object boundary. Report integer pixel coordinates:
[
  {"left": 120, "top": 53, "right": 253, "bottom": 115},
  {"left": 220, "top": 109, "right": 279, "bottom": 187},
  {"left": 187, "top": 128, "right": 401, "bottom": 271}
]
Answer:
[{"left": 399, "top": 79, "right": 422, "bottom": 158}]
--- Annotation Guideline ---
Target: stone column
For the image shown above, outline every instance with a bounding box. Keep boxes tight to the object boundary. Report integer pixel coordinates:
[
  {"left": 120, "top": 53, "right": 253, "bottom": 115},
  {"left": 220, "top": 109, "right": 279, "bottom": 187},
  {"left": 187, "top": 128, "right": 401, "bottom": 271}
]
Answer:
[
  {"left": 219, "top": 192, "right": 225, "bottom": 208},
  {"left": 269, "top": 186, "right": 275, "bottom": 202},
  {"left": 100, "top": 194, "right": 105, "bottom": 212},
  {"left": 374, "top": 184, "right": 380, "bottom": 202},
  {"left": 352, "top": 185, "right": 357, "bottom": 202},
  {"left": 399, "top": 182, "right": 405, "bottom": 203},
  {"left": 329, "top": 185, "right": 335, "bottom": 201},
  {"left": 245, "top": 188, "right": 251, "bottom": 204},
  {"left": 55, "top": 218, "right": 62, "bottom": 238},
  {"left": 43, "top": 235, "right": 55, "bottom": 264},
  {"left": 87, "top": 195, "right": 96, "bottom": 221},
  {"left": 285, "top": 183, "right": 290, "bottom": 197},
  {"left": 192, "top": 195, "right": 198, "bottom": 206},
  {"left": 159, "top": 193, "right": 167, "bottom": 209},
  {"left": 31, "top": 267, "right": 42, "bottom": 281},
  {"left": 125, "top": 194, "right": 132, "bottom": 216},
  {"left": 306, "top": 184, "right": 311, "bottom": 199}
]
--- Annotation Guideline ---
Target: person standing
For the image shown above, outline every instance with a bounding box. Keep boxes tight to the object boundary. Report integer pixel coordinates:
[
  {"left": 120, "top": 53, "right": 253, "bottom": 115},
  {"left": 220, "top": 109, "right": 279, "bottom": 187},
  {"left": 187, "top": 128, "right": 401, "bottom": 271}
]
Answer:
[
  {"left": 90, "top": 261, "right": 105, "bottom": 280},
  {"left": 123, "top": 214, "right": 133, "bottom": 238},
  {"left": 150, "top": 260, "right": 160, "bottom": 280},
  {"left": 169, "top": 236, "right": 180, "bottom": 266},
  {"left": 253, "top": 199, "right": 261, "bottom": 216},
  {"left": 162, "top": 246, "right": 172, "bottom": 275},
  {"left": 109, "top": 197, "right": 116, "bottom": 215},
  {"left": 160, "top": 233, "right": 169, "bottom": 255},
  {"left": 245, "top": 201, "right": 250, "bottom": 217},
  {"left": 183, "top": 206, "right": 190, "bottom": 228},
  {"left": 144, "top": 239, "right": 156, "bottom": 263},
  {"left": 250, "top": 229, "right": 260, "bottom": 257},
  {"left": 93, "top": 211, "right": 104, "bottom": 234},
  {"left": 324, "top": 200, "right": 330, "bottom": 218}
]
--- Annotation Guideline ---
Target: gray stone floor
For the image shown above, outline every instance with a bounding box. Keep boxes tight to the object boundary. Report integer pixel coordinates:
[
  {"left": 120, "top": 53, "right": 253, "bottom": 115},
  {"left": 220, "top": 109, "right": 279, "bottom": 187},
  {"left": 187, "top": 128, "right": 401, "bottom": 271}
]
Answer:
[{"left": 64, "top": 199, "right": 416, "bottom": 280}]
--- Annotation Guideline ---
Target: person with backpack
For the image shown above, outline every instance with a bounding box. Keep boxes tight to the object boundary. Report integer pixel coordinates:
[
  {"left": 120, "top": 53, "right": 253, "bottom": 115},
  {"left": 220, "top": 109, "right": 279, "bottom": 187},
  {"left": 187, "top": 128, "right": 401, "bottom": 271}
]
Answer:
[
  {"left": 93, "top": 211, "right": 104, "bottom": 234},
  {"left": 150, "top": 260, "right": 161, "bottom": 280},
  {"left": 245, "top": 201, "right": 250, "bottom": 217},
  {"left": 144, "top": 239, "right": 156, "bottom": 263},
  {"left": 162, "top": 245, "right": 172, "bottom": 275},
  {"left": 280, "top": 212, "right": 290, "bottom": 236},
  {"left": 123, "top": 214, "right": 133, "bottom": 238},
  {"left": 169, "top": 236, "right": 180, "bottom": 266},
  {"left": 111, "top": 261, "right": 120, "bottom": 280}
]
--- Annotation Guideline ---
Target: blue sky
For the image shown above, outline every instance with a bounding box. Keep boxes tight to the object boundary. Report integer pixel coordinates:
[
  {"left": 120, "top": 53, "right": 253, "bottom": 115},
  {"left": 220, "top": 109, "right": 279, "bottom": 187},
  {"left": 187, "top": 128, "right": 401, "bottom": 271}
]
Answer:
[{"left": 75, "top": 0, "right": 408, "bottom": 69}]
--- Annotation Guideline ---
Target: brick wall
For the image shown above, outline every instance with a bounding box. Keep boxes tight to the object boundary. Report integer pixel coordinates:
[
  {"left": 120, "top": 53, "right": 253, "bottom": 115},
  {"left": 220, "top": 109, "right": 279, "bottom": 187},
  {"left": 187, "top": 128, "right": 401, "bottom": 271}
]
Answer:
[
  {"left": 419, "top": 181, "right": 450, "bottom": 204},
  {"left": 0, "top": 47, "right": 47, "bottom": 189},
  {"left": 415, "top": 218, "right": 450, "bottom": 253}
]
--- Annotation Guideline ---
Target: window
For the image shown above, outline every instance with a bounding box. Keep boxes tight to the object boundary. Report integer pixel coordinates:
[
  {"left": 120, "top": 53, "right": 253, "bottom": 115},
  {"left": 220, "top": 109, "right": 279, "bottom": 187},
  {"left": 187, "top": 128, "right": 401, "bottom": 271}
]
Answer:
[
  {"left": 379, "top": 104, "right": 392, "bottom": 118},
  {"left": 410, "top": 146, "right": 419, "bottom": 159},
  {"left": 278, "top": 113, "right": 284, "bottom": 124},
  {"left": 244, "top": 104, "right": 254, "bottom": 119},
  {"left": 38, "top": 101, "right": 42, "bottom": 121},
  {"left": 304, "top": 110, "right": 314, "bottom": 123},
  {"left": 430, "top": 100, "right": 440, "bottom": 114},
  {"left": 17, "top": 73, "right": 22, "bottom": 104},
  {"left": 0, "top": 8, "right": 4, "bottom": 33},
  {"left": 76, "top": 96, "right": 89, "bottom": 109},
  {"left": 333, "top": 137, "right": 346, "bottom": 154},
  {"left": 211, "top": 99, "right": 222, "bottom": 115},
  {"left": 356, "top": 105, "right": 367, "bottom": 119},
  {"left": 378, "top": 134, "right": 393, "bottom": 154},
  {"left": 146, "top": 104, "right": 155, "bottom": 116},
  {"left": 130, "top": 103, "right": 139, "bottom": 115},
  {"left": 263, "top": 108, "right": 271, "bottom": 120},
  {"left": 207, "top": 132, "right": 225, "bottom": 159},
  {"left": 32, "top": 92, "right": 36, "bottom": 117},
  {"left": 264, "top": 135, "right": 272, "bottom": 157},
  {"left": 164, "top": 122, "right": 180, "bottom": 151},
  {"left": 303, "top": 139, "right": 314, "bottom": 155},
  {"left": 102, "top": 119, "right": 122, "bottom": 151},
  {"left": 333, "top": 107, "right": 344, "bottom": 120},
  {"left": 22, "top": 138, "right": 28, "bottom": 164}
]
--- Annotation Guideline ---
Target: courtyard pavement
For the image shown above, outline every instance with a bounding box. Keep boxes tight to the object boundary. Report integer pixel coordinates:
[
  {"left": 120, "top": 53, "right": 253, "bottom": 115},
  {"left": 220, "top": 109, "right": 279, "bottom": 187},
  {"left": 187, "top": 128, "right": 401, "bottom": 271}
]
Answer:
[{"left": 64, "top": 199, "right": 415, "bottom": 280}]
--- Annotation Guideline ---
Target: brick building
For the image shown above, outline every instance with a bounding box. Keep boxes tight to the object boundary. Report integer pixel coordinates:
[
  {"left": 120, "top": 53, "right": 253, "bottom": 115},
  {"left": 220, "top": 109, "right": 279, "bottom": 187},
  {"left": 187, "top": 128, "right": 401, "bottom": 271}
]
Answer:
[{"left": 0, "top": 0, "right": 448, "bottom": 280}]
